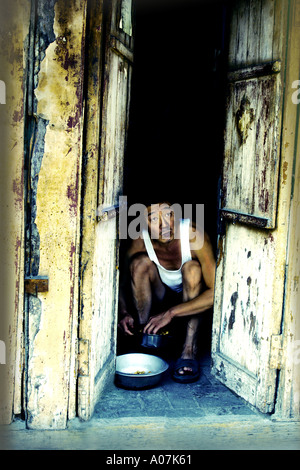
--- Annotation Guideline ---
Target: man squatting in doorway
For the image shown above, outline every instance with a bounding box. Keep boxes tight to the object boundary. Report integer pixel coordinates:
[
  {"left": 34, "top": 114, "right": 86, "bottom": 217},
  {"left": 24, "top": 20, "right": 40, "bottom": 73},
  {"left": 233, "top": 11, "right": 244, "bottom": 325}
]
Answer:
[{"left": 118, "top": 201, "right": 216, "bottom": 382}]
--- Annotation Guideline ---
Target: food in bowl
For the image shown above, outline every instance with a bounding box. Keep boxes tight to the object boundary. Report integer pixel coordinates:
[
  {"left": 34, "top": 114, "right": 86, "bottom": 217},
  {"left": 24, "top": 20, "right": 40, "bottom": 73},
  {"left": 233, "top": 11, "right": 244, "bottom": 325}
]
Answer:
[
  {"left": 139, "top": 328, "right": 169, "bottom": 335},
  {"left": 115, "top": 353, "right": 169, "bottom": 389}
]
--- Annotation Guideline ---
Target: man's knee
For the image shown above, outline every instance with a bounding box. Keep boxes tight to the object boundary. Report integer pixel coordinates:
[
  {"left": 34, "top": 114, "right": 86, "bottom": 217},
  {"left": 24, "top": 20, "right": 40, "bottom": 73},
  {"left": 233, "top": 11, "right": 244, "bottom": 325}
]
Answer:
[
  {"left": 130, "top": 253, "right": 153, "bottom": 280},
  {"left": 182, "top": 260, "right": 202, "bottom": 290}
]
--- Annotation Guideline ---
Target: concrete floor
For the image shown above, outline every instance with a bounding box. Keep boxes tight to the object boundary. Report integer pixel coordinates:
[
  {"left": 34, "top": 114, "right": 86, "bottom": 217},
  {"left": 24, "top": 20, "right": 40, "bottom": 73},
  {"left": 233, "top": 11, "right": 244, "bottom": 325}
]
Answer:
[
  {"left": 94, "top": 352, "right": 256, "bottom": 419},
  {"left": 1, "top": 352, "right": 300, "bottom": 450}
]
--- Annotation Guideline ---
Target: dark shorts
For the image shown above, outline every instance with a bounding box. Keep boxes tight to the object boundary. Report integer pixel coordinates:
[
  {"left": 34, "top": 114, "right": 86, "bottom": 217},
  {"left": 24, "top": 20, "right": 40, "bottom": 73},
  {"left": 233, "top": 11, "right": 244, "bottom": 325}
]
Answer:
[{"left": 151, "top": 283, "right": 183, "bottom": 315}]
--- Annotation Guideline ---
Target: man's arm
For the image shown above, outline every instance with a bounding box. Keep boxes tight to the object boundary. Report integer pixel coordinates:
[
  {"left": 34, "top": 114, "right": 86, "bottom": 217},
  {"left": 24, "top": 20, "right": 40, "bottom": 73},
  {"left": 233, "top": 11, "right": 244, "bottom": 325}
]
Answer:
[
  {"left": 169, "top": 230, "right": 216, "bottom": 317},
  {"left": 118, "top": 238, "right": 145, "bottom": 335}
]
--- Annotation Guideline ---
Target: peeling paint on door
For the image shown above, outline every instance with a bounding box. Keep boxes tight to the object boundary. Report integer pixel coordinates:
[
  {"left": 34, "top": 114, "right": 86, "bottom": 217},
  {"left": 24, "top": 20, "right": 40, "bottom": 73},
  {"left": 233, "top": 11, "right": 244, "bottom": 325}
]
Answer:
[
  {"left": 228, "top": 291, "right": 238, "bottom": 330},
  {"left": 25, "top": 0, "right": 87, "bottom": 429},
  {"left": 212, "top": 0, "right": 291, "bottom": 415},
  {"left": 0, "top": 0, "right": 30, "bottom": 423}
]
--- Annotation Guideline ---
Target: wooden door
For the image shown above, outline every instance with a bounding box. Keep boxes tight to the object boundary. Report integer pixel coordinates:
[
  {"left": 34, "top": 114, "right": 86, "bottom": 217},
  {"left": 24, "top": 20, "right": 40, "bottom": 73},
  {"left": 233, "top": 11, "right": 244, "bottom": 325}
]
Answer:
[
  {"left": 24, "top": 0, "right": 87, "bottom": 429},
  {"left": 212, "top": 0, "right": 288, "bottom": 413},
  {"left": 77, "top": 0, "right": 133, "bottom": 420},
  {"left": 0, "top": 0, "right": 30, "bottom": 424}
]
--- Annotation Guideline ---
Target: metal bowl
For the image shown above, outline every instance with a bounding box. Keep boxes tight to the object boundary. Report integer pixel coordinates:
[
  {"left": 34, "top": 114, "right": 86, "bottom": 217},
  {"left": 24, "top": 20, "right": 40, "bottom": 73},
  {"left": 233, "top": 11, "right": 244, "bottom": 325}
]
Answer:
[
  {"left": 141, "top": 332, "right": 172, "bottom": 349},
  {"left": 115, "top": 353, "right": 169, "bottom": 390}
]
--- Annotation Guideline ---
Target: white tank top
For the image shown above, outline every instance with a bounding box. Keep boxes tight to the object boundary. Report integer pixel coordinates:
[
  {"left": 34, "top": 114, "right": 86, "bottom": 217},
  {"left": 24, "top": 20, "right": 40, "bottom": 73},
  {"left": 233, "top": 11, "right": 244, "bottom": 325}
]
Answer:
[{"left": 142, "top": 218, "right": 192, "bottom": 293}]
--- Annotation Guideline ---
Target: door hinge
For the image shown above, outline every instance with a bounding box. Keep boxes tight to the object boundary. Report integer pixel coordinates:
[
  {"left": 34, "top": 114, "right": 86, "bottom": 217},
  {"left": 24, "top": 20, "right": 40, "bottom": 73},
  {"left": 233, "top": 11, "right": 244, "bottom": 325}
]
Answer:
[
  {"left": 96, "top": 199, "right": 127, "bottom": 223},
  {"left": 270, "top": 334, "right": 284, "bottom": 370},
  {"left": 78, "top": 339, "right": 90, "bottom": 376},
  {"left": 25, "top": 275, "right": 49, "bottom": 294}
]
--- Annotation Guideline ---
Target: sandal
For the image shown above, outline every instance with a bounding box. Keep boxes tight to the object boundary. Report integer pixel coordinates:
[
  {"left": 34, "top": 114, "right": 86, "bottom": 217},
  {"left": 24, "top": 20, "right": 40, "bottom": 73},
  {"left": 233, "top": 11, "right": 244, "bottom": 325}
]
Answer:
[{"left": 172, "top": 358, "right": 200, "bottom": 383}]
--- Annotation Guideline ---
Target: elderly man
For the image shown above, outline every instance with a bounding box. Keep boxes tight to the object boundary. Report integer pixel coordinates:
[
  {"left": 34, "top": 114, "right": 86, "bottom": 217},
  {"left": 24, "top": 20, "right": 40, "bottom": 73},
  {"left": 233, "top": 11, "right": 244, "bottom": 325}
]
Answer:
[{"left": 118, "top": 201, "right": 216, "bottom": 383}]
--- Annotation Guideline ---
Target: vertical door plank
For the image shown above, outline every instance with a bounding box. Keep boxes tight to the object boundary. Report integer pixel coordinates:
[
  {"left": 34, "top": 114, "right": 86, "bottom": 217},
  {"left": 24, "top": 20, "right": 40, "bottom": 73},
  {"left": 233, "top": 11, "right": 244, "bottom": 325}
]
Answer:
[
  {"left": 272, "top": 0, "right": 300, "bottom": 419},
  {"left": 77, "top": 0, "right": 104, "bottom": 422},
  {"left": 78, "top": 0, "right": 133, "bottom": 421},
  {"left": 259, "top": 0, "right": 275, "bottom": 62},
  {"left": 247, "top": 0, "right": 262, "bottom": 64},
  {"left": 0, "top": 0, "right": 30, "bottom": 424},
  {"left": 26, "top": 0, "right": 87, "bottom": 429}
]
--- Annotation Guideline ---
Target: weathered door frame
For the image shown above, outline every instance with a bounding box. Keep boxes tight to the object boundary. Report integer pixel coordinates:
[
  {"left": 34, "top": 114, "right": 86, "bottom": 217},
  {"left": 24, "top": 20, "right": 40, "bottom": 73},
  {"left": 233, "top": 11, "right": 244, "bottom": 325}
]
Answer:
[
  {"left": 76, "top": 0, "right": 106, "bottom": 422},
  {"left": 0, "top": 0, "right": 30, "bottom": 425},
  {"left": 272, "top": 0, "right": 300, "bottom": 419}
]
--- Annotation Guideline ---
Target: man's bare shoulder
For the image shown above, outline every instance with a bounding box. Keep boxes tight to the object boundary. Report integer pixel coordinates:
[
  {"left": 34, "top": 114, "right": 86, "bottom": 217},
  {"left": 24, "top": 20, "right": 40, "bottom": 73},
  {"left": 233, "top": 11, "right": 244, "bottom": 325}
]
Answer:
[
  {"left": 126, "top": 236, "right": 146, "bottom": 258},
  {"left": 189, "top": 222, "right": 214, "bottom": 257}
]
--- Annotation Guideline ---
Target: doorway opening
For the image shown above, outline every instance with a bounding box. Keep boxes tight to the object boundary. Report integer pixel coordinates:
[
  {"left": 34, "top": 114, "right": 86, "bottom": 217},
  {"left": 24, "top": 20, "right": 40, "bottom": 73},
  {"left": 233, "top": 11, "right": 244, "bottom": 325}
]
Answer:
[
  {"left": 118, "top": 0, "right": 228, "bottom": 356},
  {"left": 97, "top": 0, "right": 259, "bottom": 421},
  {"left": 124, "top": 0, "right": 228, "bottom": 237}
]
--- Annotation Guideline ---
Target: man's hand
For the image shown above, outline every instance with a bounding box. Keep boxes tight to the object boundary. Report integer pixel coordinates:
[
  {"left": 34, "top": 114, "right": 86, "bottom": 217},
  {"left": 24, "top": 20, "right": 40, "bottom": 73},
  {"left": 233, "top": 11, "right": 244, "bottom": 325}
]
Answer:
[
  {"left": 118, "top": 314, "right": 135, "bottom": 336},
  {"left": 143, "top": 310, "right": 173, "bottom": 335}
]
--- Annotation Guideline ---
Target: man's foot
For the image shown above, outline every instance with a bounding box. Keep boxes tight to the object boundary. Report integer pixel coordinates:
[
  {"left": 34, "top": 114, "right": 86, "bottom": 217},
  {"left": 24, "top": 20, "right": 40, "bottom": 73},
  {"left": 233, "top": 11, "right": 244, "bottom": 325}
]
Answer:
[
  {"left": 177, "top": 351, "right": 196, "bottom": 375},
  {"left": 172, "top": 357, "right": 200, "bottom": 383}
]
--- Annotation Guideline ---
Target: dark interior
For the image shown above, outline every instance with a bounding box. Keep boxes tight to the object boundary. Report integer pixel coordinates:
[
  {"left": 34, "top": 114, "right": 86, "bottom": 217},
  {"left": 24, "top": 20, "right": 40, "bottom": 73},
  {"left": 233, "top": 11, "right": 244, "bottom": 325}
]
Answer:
[
  {"left": 118, "top": 0, "right": 230, "bottom": 356},
  {"left": 123, "top": 0, "right": 230, "bottom": 248}
]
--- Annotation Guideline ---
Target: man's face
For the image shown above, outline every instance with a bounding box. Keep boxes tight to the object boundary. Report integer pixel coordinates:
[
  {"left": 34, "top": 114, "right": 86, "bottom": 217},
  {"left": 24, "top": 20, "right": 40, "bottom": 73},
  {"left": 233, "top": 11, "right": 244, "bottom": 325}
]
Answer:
[{"left": 146, "top": 202, "right": 176, "bottom": 243}]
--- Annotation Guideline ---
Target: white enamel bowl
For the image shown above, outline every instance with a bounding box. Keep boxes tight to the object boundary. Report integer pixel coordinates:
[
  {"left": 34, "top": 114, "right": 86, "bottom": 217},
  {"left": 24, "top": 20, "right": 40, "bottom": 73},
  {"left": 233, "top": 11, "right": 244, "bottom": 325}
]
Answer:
[{"left": 115, "top": 353, "right": 169, "bottom": 389}]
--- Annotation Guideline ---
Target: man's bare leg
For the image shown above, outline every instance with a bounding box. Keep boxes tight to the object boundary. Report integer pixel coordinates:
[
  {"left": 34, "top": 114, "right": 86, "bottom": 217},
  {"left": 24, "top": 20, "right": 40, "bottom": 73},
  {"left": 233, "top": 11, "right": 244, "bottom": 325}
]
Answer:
[
  {"left": 130, "top": 254, "right": 165, "bottom": 325},
  {"left": 178, "top": 260, "right": 203, "bottom": 375}
]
